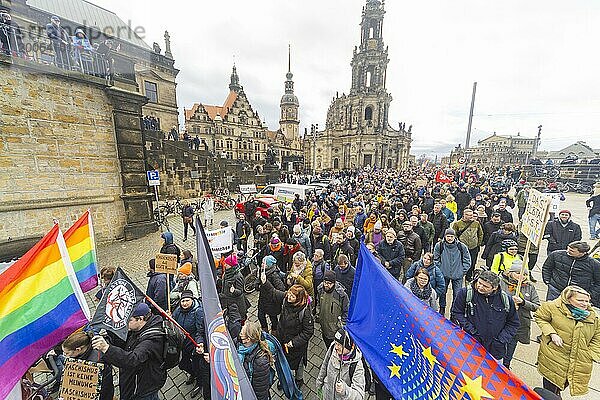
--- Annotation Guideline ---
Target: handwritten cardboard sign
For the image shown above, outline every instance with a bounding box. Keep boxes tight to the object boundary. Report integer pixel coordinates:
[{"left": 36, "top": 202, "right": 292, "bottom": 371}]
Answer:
[
  {"left": 520, "top": 189, "right": 551, "bottom": 248},
  {"left": 155, "top": 253, "right": 178, "bottom": 274},
  {"left": 59, "top": 358, "right": 103, "bottom": 400},
  {"left": 206, "top": 227, "right": 233, "bottom": 256}
]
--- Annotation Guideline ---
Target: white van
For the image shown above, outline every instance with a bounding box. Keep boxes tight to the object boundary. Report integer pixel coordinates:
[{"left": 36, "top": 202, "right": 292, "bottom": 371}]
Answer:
[{"left": 257, "top": 184, "right": 320, "bottom": 203}]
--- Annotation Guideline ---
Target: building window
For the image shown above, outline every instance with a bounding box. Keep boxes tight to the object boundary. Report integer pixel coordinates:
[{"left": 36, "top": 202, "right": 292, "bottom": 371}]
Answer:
[
  {"left": 144, "top": 81, "right": 158, "bottom": 103},
  {"left": 365, "top": 106, "right": 373, "bottom": 121}
]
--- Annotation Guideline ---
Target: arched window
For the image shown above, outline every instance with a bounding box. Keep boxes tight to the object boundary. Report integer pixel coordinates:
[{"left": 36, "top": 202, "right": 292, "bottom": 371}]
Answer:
[
  {"left": 333, "top": 158, "right": 339, "bottom": 170},
  {"left": 365, "top": 106, "right": 373, "bottom": 121}
]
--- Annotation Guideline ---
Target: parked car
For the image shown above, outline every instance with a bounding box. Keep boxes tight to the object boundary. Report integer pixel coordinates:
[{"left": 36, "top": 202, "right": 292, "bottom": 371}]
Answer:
[{"left": 235, "top": 197, "right": 280, "bottom": 218}]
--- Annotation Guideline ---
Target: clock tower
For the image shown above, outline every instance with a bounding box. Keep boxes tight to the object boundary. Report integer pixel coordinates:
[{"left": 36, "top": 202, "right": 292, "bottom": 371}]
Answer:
[{"left": 279, "top": 45, "right": 299, "bottom": 141}]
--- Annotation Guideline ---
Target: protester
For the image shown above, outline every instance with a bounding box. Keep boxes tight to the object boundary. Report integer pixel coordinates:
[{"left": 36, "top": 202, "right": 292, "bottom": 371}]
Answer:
[
  {"left": 237, "top": 321, "right": 274, "bottom": 400},
  {"left": 499, "top": 261, "right": 540, "bottom": 369},
  {"left": 376, "top": 229, "right": 405, "bottom": 280},
  {"left": 429, "top": 202, "right": 449, "bottom": 243},
  {"left": 170, "top": 262, "right": 200, "bottom": 307},
  {"left": 490, "top": 239, "right": 523, "bottom": 275},
  {"left": 218, "top": 253, "right": 249, "bottom": 321},
  {"left": 293, "top": 224, "right": 312, "bottom": 258},
  {"left": 586, "top": 186, "right": 600, "bottom": 239},
  {"left": 160, "top": 231, "right": 181, "bottom": 262},
  {"left": 451, "top": 270, "right": 520, "bottom": 363},
  {"left": 452, "top": 208, "right": 483, "bottom": 282},
  {"left": 316, "top": 328, "right": 366, "bottom": 400},
  {"left": 542, "top": 240, "right": 600, "bottom": 305},
  {"left": 236, "top": 213, "right": 252, "bottom": 252},
  {"left": 433, "top": 229, "right": 471, "bottom": 315},
  {"left": 405, "top": 252, "right": 445, "bottom": 300},
  {"left": 95, "top": 266, "right": 116, "bottom": 301},
  {"left": 334, "top": 254, "right": 356, "bottom": 299},
  {"left": 535, "top": 286, "right": 600, "bottom": 397},
  {"left": 483, "top": 222, "right": 517, "bottom": 268},
  {"left": 543, "top": 210, "right": 582, "bottom": 255},
  {"left": 405, "top": 268, "right": 439, "bottom": 311},
  {"left": 172, "top": 290, "right": 207, "bottom": 398},
  {"left": 398, "top": 221, "right": 422, "bottom": 276},
  {"left": 146, "top": 259, "right": 167, "bottom": 313},
  {"left": 317, "top": 270, "right": 349, "bottom": 348},
  {"left": 257, "top": 255, "right": 286, "bottom": 333},
  {"left": 181, "top": 200, "right": 196, "bottom": 241},
  {"left": 418, "top": 213, "right": 435, "bottom": 253},
  {"left": 91, "top": 303, "right": 167, "bottom": 400},
  {"left": 62, "top": 331, "right": 114, "bottom": 400}
]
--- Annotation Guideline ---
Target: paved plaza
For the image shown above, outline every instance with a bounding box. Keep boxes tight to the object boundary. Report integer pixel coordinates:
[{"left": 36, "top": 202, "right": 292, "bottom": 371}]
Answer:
[{"left": 94, "top": 193, "right": 600, "bottom": 399}]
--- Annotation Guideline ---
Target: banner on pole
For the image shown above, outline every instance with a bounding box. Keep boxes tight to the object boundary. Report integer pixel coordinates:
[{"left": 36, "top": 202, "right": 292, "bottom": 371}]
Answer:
[
  {"left": 59, "top": 358, "right": 103, "bottom": 400},
  {"left": 520, "top": 189, "right": 551, "bottom": 248},
  {"left": 205, "top": 227, "right": 233, "bottom": 256}
]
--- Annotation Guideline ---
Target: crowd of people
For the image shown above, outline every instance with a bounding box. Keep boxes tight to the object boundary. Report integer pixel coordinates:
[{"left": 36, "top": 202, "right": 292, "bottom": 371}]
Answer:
[{"left": 44, "top": 167, "right": 600, "bottom": 400}]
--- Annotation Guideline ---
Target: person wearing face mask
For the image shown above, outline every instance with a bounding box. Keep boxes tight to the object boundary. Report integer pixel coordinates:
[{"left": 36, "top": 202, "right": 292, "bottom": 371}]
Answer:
[
  {"left": 404, "top": 268, "right": 439, "bottom": 311},
  {"left": 499, "top": 261, "right": 540, "bottom": 369},
  {"left": 535, "top": 286, "right": 600, "bottom": 397},
  {"left": 316, "top": 328, "right": 366, "bottom": 400},
  {"left": 376, "top": 229, "right": 405, "bottom": 281},
  {"left": 237, "top": 321, "right": 274, "bottom": 400},
  {"left": 317, "top": 271, "right": 349, "bottom": 348},
  {"left": 451, "top": 270, "right": 520, "bottom": 363},
  {"left": 543, "top": 209, "right": 582, "bottom": 255},
  {"left": 261, "top": 281, "right": 314, "bottom": 387},
  {"left": 490, "top": 239, "right": 522, "bottom": 275}
]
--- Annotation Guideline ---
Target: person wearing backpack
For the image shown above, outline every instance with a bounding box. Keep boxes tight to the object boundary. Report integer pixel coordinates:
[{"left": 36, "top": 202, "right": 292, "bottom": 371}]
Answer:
[
  {"left": 237, "top": 321, "right": 274, "bottom": 400},
  {"left": 491, "top": 239, "right": 522, "bottom": 275},
  {"left": 91, "top": 302, "right": 167, "bottom": 400},
  {"left": 452, "top": 208, "right": 484, "bottom": 282},
  {"left": 318, "top": 271, "right": 349, "bottom": 348},
  {"left": 450, "top": 270, "right": 520, "bottom": 363},
  {"left": 433, "top": 229, "right": 471, "bottom": 316},
  {"left": 316, "top": 328, "right": 366, "bottom": 400},
  {"left": 172, "top": 290, "right": 207, "bottom": 398}
]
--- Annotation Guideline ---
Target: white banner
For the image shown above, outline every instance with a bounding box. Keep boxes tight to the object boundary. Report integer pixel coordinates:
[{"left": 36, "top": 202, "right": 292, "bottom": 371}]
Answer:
[
  {"left": 239, "top": 184, "right": 257, "bottom": 194},
  {"left": 206, "top": 227, "right": 233, "bottom": 256},
  {"left": 521, "top": 189, "right": 551, "bottom": 247}
]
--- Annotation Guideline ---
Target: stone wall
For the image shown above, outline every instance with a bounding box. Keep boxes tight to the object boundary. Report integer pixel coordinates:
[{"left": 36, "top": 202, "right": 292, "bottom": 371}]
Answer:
[{"left": 0, "top": 60, "right": 127, "bottom": 245}]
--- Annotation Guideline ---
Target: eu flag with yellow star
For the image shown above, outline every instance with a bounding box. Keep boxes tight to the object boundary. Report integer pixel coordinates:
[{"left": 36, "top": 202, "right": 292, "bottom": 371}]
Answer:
[{"left": 346, "top": 244, "right": 541, "bottom": 400}]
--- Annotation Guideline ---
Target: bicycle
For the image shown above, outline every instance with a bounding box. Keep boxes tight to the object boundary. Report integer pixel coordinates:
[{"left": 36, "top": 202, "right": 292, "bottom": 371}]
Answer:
[
  {"left": 556, "top": 180, "right": 593, "bottom": 194},
  {"left": 239, "top": 248, "right": 260, "bottom": 294},
  {"left": 213, "top": 196, "right": 236, "bottom": 211},
  {"left": 22, "top": 352, "right": 60, "bottom": 400},
  {"left": 153, "top": 206, "right": 171, "bottom": 231},
  {"left": 529, "top": 164, "right": 560, "bottom": 179}
]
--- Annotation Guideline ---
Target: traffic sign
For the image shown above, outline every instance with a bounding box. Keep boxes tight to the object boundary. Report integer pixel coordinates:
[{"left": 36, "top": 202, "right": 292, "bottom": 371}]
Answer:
[
  {"left": 458, "top": 156, "right": 466, "bottom": 165},
  {"left": 147, "top": 170, "right": 160, "bottom": 186}
]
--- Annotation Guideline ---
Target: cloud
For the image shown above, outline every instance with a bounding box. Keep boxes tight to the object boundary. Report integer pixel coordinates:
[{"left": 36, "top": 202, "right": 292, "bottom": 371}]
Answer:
[{"left": 93, "top": 0, "right": 600, "bottom": 156}]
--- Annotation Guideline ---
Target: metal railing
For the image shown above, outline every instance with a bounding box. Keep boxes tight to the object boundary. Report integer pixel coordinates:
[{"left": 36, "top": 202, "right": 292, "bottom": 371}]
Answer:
[{"left": 1, "top": 22, "right": 110, "bottom": 80}]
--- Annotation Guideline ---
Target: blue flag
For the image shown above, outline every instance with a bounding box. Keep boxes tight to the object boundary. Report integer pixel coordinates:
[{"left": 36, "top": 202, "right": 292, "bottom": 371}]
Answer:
[
  {"left": 195, "top": 217, "right": 257, "bottom": 400},
  {"left": 346, "top": 244, "right": 540, "bottom": 400},
  {"left": 263, "top": 332, "right": 303, "bottom": 400}
]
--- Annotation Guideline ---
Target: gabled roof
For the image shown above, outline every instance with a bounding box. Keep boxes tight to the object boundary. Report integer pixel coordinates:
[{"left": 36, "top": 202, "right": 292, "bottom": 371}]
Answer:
[
  {"left": 27, "top": 0, "right": 151, "bottom": 50},
  {"left": 185, "top": 91, "right": 239, "bottom": 122},
  {"left": 548, "top": 141, "right": 599, "bottom": 158}
]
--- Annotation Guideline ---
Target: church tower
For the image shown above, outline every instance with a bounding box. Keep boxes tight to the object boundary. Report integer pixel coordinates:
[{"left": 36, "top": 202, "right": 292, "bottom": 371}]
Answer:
[
  {"left": 350, "top": 0, "right": 389, "bottom": 95},
  {"left": 229, "top": 64, "right": 242, "bottom": 93},
  {"left": 279, "top": 45, "right": 299, "bottom": 141}
]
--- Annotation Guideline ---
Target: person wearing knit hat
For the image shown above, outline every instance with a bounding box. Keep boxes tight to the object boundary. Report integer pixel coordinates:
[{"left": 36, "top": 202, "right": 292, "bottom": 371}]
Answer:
[
  {"left": 445, "top": 228, "right": 456, "bottom": 237},
  {"left": 543, "top": 208, "right": 582, "bottom": 255},
  {"left": 316, "top": 327, "right": 365, "bottom": 399},
  {"left": 219, "top": 250, "right": 248, "bottom": 321},
  {"left": 317, "top": 268, "right": 348, "bottom": 348},
  {"left": 171, "top": 262, "right": 200, "bottom": 306},
  {"left": 499, "top": 258, "right": 540, "bottom": 369},
  {"left": 434, "top": 226, "right": 470, "bottom": 315},
  {"left": 267, "top": 234, "right": 284, "bottom": 271},
  {"left": 223, "top": 253, "right": 238, "bottom": 268},
  {"left": 323, "top": 270, "right": 336, "bottom": 283},
  {"left": 178, "top": 262, "right": 192, "bottom": 276},
  {"left": 179, "top": 289, "right": 195, "bottom": 301},
  {"left": 256, "top": 255, "right": 286, "bottom": 333}
]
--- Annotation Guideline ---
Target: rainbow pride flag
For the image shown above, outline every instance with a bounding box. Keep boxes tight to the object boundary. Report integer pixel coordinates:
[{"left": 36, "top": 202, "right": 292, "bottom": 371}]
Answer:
[
  {"left": 64, "top": 210, "right": 99, "bottom": 292},
  {"left": 0, "top": 224, "right": 91, "bottom": 399}
]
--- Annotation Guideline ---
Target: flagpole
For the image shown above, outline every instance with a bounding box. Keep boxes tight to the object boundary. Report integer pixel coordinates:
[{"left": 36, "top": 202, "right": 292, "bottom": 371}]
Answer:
[
  {"left": 144, "top": 295, "right": 200, "bottom": 348},
  {"left": 166, "top": 274, "right": 171, "bottom": 313}
]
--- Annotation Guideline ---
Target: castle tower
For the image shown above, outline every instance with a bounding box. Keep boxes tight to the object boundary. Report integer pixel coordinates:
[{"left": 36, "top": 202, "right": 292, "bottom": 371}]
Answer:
[
  {"left": 229, "top": 64, "right": 242, "bottom": 93},
  {"left": 279, "top": 45, "right": 299, "bottom": 141}
]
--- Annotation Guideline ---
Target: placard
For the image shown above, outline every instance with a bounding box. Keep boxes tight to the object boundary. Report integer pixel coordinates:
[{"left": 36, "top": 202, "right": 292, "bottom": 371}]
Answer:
[
  {"left": 206, "top": 227, "right": 233, "bottom": 255},
  {"left": 520, "top": 189, "right": 551, "bottom": 248},
  {"left": 59, "top": 358, "right": 103, "bottom": 400},
  {"left": 415, "top": 178, "right": 428, "bottom": 187},
  {"left": 155, "top": 253, "right": 178, "bottom": 274}
]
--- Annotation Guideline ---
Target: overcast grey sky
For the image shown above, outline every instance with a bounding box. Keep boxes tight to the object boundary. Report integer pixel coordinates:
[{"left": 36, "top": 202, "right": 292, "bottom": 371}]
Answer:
[{"left": 94, "top": 0, "right": 600, "bottom": 156}]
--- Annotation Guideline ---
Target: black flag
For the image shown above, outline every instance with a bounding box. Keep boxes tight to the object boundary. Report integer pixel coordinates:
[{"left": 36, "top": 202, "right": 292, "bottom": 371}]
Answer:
[{"left": 89, "top": 267, "right": 145, "bottom": 341}]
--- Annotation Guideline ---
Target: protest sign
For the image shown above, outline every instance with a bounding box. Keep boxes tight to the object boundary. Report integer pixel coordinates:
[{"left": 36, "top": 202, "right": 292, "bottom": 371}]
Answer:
[
  {"left": 59, "top": 358, "right": 103, "bottom": 400},
  {"left": 520, "top": 189, "right": 551, "bottom": 248},
  {"left": 155, "top": 253, "right": 178, "bottom": 274},
  {"left": 345, "top": 207, "right": 358, "bottom": 227},
  {"left": 206, "top": 227, "right": 233, "bottom": 256},
  {"left": 415, "top": 178, "right": 428, "bottom": 187}
]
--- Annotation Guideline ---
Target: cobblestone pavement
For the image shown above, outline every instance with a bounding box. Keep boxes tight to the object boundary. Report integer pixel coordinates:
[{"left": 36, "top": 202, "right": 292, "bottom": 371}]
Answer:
[{"left": 94, "top": 193, "right": 600, "bottom": 399}]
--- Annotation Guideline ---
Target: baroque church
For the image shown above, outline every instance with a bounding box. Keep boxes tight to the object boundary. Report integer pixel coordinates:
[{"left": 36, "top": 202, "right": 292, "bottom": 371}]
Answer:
[{"left": 306, "top": 0, "right": 412, "bottom": 171}]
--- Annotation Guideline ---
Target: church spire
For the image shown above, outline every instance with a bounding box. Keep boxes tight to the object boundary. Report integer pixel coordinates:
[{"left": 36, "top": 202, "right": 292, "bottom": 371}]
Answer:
[
  {"left": 229, "top": 64, "right": 242, "bottom": 93},
  {"left": 288, "top": 43, "right": 291, "bottom": 74},
  {"left": 280, "top": 45, "right": 299, "bottom": 141}
]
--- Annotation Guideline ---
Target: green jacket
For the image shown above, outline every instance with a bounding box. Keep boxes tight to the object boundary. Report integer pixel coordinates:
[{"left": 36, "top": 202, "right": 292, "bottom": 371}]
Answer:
[
  {"left": 515, "top": 189, "right": 529, "bottom": 209},
  {"left": 451, "top": 219, "right": 483, "bottom": 249},
  {"left": 419, "top": 221, "right": 435, "bottom": 244}
]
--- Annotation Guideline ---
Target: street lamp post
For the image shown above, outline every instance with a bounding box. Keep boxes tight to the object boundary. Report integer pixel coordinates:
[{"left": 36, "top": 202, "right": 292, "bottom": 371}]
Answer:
[{"left": 310, "top": 123, "right": 319, "bottom": 174}]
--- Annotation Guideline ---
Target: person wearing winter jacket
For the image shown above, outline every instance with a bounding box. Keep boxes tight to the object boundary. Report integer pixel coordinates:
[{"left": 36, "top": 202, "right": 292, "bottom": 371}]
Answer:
[
  {"left": 311, "top": 223, "right": 332, "bottom": 263},
  {"left": 316, "top": 328, "right": 366, "bottom": 400},
  {"left": 535, "top": 285, "right": 600, "bottom": 397},
  {"left": 172, "top": 290, "right": 207, "bottom": 398},
  {"left": 499, "top": 262, "right": 540, "bottom": 369},
  {"left": 181, "top": 201, "right": 196, "bottom": 241},
  {"left": 267, "top": 235, "right": 286, "bottom": 272},
  {"left": 542, "top": 241, "right": 600, "bottom": 305},
  {"left": 433, "top": 229, "right": 471, "bottom": 315},
  {"left": 376, "top": 229, "right": 405, "bottom": 280},
  {"left": 405, "top": 268, "right": 439, "bottom": 311},
  {"left": 312, "top": 249, "right": 331, "bottom": 300},
  {"left": 293, "top": 224, "right": 312, "bottom": 258},
  {"left": 218, "top": 253, "right": 249, "bottom": 320},
  {"left": 287, "top": 251, "right": 314, "bottom": 299},
  {"left": 482, "top": 212, "right": 503, "bottom": 246},
  {"left": 490, "top": 239, "right": 523, "bottom": 275},
  {"left": 452, "top": 208, "right": 484, "bottom": 282},
  {"left": 418, "top": 213, "right": 435, "bottom": 253},
  {"left": 405, "top": 252, "right": 445, "bottom": 299},
  {"left": 258, "top": 255, "right": 287, "bottom": 333},
  {"left": 451, "top": 271, "right": 520, "bottom": 362},
  {"left": 429, "top": 202, "right": 449, "bottom": 243},
  {"left": 353, "top": 206, "right": 367, "bottom": 235},
  {"left": 238, "top": 321, "right": 274, "bottom": 400},
  {"left": 146, "top": 259, "right": 167, "bottom": 314},
  {"left": 262, "top": 280, "right": 314, "bottom": 387},
  {"left": 334, "top": 254, "right": 356, "bottom": 299},
  {"left": 91, "top": 303, "right": 167, "bottom": 400},
  {"left": 318, "top": 271, "right": 349, "bottom": 348},
  {"left": 345, "top": 226, "right": 360, "bottom": 264},
  {"left": 543, "top": 210, "right": 582, "bottom": 255},
  {"left": 330, "top": 232, "right": 355, "bottom": 269},
  {"left": 160, "top": 231, "right": 181, "bottom": 262},
  {"left": 170, "top": 262, "right": 200, "bottom": 308},
  {"left": 482, "top": 222, "right": 517, "bottom": 267}
]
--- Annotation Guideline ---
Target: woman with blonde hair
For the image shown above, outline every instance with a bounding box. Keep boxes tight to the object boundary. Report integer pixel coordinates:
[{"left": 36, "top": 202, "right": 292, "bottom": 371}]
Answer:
[
  {"left": 535, "top": 285, "right": 600, "bottom": 397},
  {"left": 237, "top": 321, "right": 274, "bottom": 399},
  {"left": 445, "top": 194, "right": 458, "bottom": 217},
  {"left": 287, "top": 251, "right": 314, "bottom": 298}
]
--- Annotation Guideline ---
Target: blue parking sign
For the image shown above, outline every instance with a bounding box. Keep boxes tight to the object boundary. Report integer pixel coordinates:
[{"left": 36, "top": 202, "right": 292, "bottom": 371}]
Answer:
[{"left": 147, "top": 170, "right": 160, "bottom": 186}]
